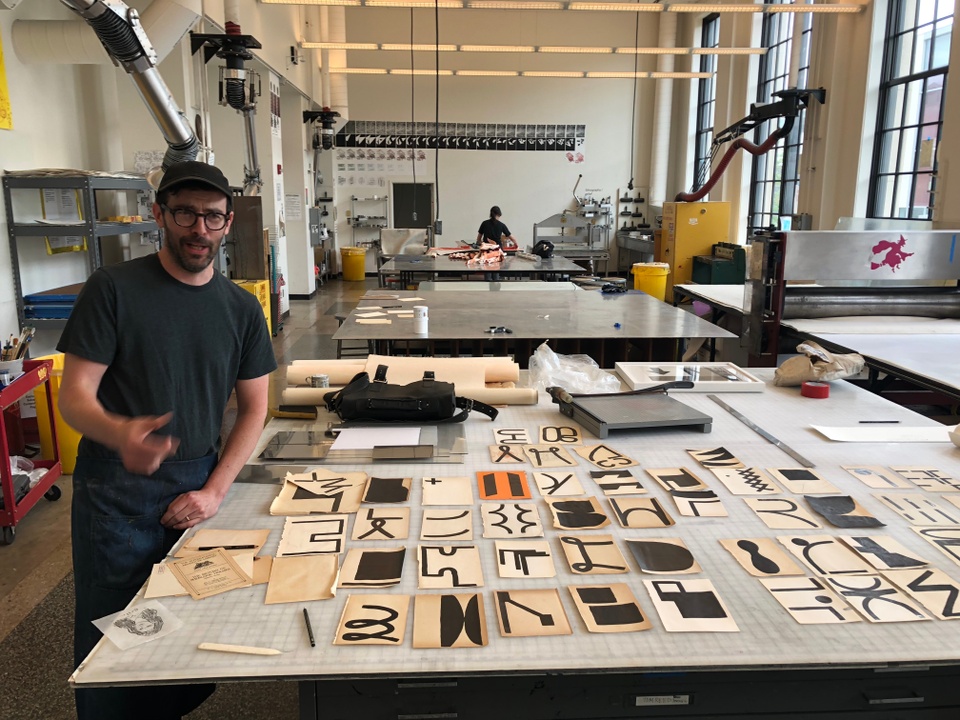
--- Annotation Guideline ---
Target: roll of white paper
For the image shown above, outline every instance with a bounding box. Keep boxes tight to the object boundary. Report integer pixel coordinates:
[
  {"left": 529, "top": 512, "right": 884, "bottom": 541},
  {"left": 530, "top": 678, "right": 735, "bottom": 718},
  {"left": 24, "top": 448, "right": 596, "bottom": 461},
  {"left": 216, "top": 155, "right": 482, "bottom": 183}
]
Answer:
[{"left": 413, "top": 305, "right": 428, "bottom": 334}]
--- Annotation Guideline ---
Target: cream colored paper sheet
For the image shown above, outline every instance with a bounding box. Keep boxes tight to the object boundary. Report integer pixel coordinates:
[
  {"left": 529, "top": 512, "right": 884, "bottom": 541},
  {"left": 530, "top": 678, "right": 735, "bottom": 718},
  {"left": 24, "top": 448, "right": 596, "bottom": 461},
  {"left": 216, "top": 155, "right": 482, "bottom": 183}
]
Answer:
[
  {"left": 167, "top": 548, "right": 253, "bottom": 600},
  {"left": 264, "top": 554, "right": 339, "bottom": 604}
]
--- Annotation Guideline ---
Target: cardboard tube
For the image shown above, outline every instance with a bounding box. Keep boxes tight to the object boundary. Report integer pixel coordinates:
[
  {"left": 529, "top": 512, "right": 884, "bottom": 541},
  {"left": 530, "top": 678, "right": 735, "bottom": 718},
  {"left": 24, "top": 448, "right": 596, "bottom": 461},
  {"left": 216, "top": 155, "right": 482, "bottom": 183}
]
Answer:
[
  {"left": 286, "top": 363, "right": 365, "bottom": 386},
  {"left": 282, "top": 385, "right": 538, "bottom": 406},
  {"left": 364, "top": 355, "right": 520, "bottom": 384}
]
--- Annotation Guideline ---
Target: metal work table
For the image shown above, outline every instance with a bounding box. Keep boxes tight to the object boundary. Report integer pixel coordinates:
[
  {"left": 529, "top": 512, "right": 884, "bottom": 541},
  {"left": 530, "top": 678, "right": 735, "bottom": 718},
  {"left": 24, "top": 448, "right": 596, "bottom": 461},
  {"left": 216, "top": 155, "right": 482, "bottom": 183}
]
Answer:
[
  {"left": 334, "top": 289, "right": 734, "bottom": 367},
  {"left": 418, "top": 280, "right": 579, "bottom": 292},
  {"left": 72, "top": 371, "right": 960, "bottom": 718},
  {"left": 379, "top": 254, "right": 587, "bottom": 287}
]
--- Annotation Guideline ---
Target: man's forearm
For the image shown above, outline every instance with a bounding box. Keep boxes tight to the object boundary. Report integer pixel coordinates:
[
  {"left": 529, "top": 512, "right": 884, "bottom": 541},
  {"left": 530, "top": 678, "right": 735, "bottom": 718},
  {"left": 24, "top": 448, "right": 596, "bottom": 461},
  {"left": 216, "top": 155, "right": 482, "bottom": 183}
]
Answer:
[
  {"left": 59, "top": 396, "right": 128, "bottom": 452},
  {"left": 203, "top": 406, "right": 268, "bottom": 500}
]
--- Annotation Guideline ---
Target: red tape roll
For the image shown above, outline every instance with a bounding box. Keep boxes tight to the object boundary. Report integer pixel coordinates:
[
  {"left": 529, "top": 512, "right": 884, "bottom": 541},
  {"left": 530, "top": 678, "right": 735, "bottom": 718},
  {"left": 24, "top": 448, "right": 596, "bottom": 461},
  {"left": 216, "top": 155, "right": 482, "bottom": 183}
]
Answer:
[{"left": 801, "top": 381, "right": 830, "bottom": 399}]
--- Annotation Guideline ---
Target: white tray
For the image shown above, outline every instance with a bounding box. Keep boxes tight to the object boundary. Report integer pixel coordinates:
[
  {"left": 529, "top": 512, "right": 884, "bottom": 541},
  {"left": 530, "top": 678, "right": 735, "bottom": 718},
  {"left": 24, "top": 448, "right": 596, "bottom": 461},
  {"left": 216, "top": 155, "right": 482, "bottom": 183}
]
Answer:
[{"left": 614, "top": 362, "right": 765, "bottom": 392}]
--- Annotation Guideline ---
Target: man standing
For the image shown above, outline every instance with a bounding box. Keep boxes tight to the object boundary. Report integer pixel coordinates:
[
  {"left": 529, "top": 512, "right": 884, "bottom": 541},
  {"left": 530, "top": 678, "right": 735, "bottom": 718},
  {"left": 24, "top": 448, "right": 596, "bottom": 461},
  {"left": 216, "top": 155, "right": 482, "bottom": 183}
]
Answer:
[{"left": 58, "top": 161, "right": 277, "bottom": 719}]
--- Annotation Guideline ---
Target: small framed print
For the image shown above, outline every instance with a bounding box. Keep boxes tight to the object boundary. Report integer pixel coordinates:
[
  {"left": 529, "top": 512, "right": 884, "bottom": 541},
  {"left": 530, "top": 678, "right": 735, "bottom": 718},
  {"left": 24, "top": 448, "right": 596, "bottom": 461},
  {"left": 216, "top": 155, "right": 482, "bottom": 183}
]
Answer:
[{"left": 615, "top": 362, "right": 764, "bottom": 392}]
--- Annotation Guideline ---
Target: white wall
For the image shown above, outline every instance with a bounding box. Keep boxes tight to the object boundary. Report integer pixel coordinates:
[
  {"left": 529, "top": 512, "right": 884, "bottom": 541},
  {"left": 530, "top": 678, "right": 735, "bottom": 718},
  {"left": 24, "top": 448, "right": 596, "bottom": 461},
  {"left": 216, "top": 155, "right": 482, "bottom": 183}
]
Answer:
[{"left": 280, "top": 84, "right": 315, "bottom": 297}]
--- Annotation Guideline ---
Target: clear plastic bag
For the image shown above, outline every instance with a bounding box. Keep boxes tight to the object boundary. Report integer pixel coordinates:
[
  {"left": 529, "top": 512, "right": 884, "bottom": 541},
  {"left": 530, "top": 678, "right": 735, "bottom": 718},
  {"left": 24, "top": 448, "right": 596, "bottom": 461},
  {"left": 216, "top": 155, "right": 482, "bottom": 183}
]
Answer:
[{"left": 527, "top": 342, "right": 622, "bottom": 394}]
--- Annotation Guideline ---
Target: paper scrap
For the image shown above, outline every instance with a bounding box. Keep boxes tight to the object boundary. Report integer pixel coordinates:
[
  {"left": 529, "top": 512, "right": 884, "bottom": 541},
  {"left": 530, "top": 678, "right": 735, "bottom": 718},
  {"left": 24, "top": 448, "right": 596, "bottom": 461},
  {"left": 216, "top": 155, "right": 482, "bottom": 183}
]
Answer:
[
  {"left": 399, "top": 297, "right": 426, "bottom": 302},
  {"left": 357, "top": 318, "right": 392, "bottom": 325},
  {"left": 93, "top": 600, "right": 183, "bottom": 650},
  {"left": 331, "top": 426, "right": 421, "bottom": 451},
  {"left": 356, "top": 311, "right": 387, "bottom": 318},
  {"left": 812, "top": 425, "right": 951, "bottom": 443}
]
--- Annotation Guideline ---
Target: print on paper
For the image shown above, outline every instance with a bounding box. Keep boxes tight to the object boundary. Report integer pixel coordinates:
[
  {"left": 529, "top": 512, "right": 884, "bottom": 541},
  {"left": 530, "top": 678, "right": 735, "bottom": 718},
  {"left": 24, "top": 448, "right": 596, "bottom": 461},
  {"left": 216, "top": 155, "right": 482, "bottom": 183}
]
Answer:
[
  {"left": 494, "top": 589, "right": 572, "bottom": 638},
  {"left": 767, "top": 468, "right": 839, "bottom": 495},
  {"left": 287, "top": 470, "right": 367, "bottom": 512},
  {"left": 759, "top": 576, "right": 861, "bottom": 625},
  {"left": 842, "top": 466, "right": 912, "bottom": 489},
  {"left": 494, "top": 428, "right": 532, "bottom": 445},
  {"left": 913, "top": 527, "right": 960, "bottom": 566},
  {"left": 413, "top": 593, "right": 488, "bottom": 648},
  {"left": 718, "top": 538, "right": 804, "bottom": 577},
  {"left": 539, "top": 425, "right": 582, "bottom": 445},
  {"left": 643, "top": 579, "right": 739, "bottom": 633},
  {"left": 778, "top": 535, "right": 874, "bottom": 576},
  {"left": 362, "top": 477, "right": 411, "bottom": 504},
  {"left": 495, "top": 540, "right": 556, "bottom": 578},
  {"left": 890, "top": 467, "right": 960, "bottom": 492},
  {"left": 339, "top": 548, "right": 406, "bottom": 588},
  {"left": 481, "top": 502, "right": 543, "bottom": 539},
  {"left": 477, "top": 471, "right": 532, "bottom": 500},
  {"left": 532, "top": 471, "right": 585, "bottom": 497},
  {"left": 352, "top": 507, "right": 411, "bottom": 541},
  {"left": 839, "top": 535, "right": 929, "bottom": 571},
  {"left": 671, "top": 489, "right": 727, "bottom": 517},
  {"left": 874, "top": 493, "right": 960, "bottom": 526},
  {"left": 805, "top": 495, "right": 885, "bottom": 529},
  {"left": 625, "top": 538, "right": 701, "bottom": 574},
  {"left": 590, "top": 470, "right": 646, "bottom": 496},
  {"left": 93, "top": 600, "right": 183, "bottom": 651},
  {"left": 745, "top": 498, "right": 821, "bottom": 530},
  {"left": 334, "top": 594, "right": 411, "bottom": 645},
  {"left": 422, "top": 476, "right": 472, "bottom": 506},
  {"left": 489, "top": 444, "right": 525, "bottom": 464},
  {"left": 545, "top": 497, "right": 610, "bottom": 530},
  {"left": 883, "top": 567, "right": 960, "bottom": 620},
  {"left": 711, "top": 467, "right": 781, "bottom": 495},
  {"left": 558, "top": 534, "right": 629, "bottom": 574},
  {"left": 420, "top": 509, "right": 474, "bottom": 541},
  {"left": 569, "top": 583, "right": 651, "bottom": 633},
  {"left": 521, "top": 444, "right": 577, "bottom": 469},
  {"left": 688, "top": 447, "right": 744, "bottom": 469},
  {"left": 418, "top": 545, "right": 484, "bottom": 589},
  {"left": 646, "top": 467, "right": 708, "bottom": 493},
  {"left": 823, "top": 575, "right": 929, "bottom": 623},
  {"left": 276, "top": 516, "right": 347, "bottom": 556},
  {"left": 609, "top": 497, "right": 675, "bottom": 529},
  {"left": 573, "top": 444, "right": 639, "bottom": 469}
]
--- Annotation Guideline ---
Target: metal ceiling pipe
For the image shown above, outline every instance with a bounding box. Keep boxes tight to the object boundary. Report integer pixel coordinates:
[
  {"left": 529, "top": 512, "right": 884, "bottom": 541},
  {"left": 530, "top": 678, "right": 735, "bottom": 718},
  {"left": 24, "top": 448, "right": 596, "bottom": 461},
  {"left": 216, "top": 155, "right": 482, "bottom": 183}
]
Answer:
[
  {"left": 327, "top": 6, "right": 349, "bottom": 120},
  {"left": 648, "top": 11, "right": 677, "bottom": 208},
  {"left": 783, "top": 287, "right": 960, "bottom": 319}
]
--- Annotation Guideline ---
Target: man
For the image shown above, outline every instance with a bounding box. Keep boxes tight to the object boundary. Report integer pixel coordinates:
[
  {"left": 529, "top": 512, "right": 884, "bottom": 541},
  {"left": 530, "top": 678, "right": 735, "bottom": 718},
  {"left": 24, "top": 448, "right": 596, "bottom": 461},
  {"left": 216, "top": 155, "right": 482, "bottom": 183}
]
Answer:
[
  {"left": 58, "top": 160, "right": 277, "bottom": 719},
  {"left": 475, "top": 205, "right": 518, "bottom": 282}
]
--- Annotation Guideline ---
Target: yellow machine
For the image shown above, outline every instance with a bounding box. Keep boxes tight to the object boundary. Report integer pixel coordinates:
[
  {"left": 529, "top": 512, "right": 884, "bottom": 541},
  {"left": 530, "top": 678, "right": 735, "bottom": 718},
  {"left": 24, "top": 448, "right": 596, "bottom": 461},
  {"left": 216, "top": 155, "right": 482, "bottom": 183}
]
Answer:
[{"left": 659, "top": 201, "right": 730, "bottom": 301}]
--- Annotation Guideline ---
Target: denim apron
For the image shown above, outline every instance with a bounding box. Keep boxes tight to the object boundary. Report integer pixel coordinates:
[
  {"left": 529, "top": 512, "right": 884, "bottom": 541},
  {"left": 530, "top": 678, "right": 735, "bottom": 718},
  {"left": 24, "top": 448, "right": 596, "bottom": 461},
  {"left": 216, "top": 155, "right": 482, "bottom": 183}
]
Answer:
[{"left": 72, "top": 453, "right": 218, "bottom": 720}]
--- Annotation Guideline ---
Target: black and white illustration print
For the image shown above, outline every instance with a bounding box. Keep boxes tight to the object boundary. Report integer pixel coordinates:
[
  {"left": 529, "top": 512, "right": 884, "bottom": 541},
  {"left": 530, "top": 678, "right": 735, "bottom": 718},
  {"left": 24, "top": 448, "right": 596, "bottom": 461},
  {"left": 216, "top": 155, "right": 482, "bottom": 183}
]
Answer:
[
  {"left": 339, "top": 547, "right": 406, "bottom": 588},
  {"left": 767, "top": 468, "right": 840, "bottom": 495},
  {"left": 568, "top": 583, "right": 652, "bottom": 633},
  {"left": 883, "top": 567, "right": 960, "bottom": 620},
  {"left": 645, "top": 467, "right": 708, "bottom": 493},
  {"left": 94, "top": 600, "right": 183, "bottom": 650},
  {"left": 744, "top": 498, "right": 822, "bottom": 530},
  {"left": 494, "top": 589, "right": 573, "bottom": 637},
  {"left": 609, "top": 497, "right": 675, "bottom": 529},
  {"left": 421, "top": 476, "right": 473, "bottom": 506},
  {"left": 495, "top": 540, "right": 556, "bottom": 578},
  {"left": 420, "top": 509, "right": 474, "bottom": 541},
  {"left": 670, "top": 489, "right": 728, "bottom": 517},
  {"left": 711, "top": 467, "right": 782, "bottom": 496},
  {"left": 842, "top": 466, "right": 913, "bottom": 490},
  {"left": 412, "top": 593, "right": 488, "bottom": 648},
  {"left": 352, "top": 507, "right": 411, "bottom": 541},
  {"left": 688, "top": 447, "right": 745, "bottom": 469},
  {"left": 362, "top": 477, "right": 411, "bottom": 504},
  {"left": 418, "top": 545, "right": 484, "bottom": 589},
  {"left": 625, "top": 539, "right": 701, "bottom": 574},
  {"left": 557, "top": 534, "right": 629, "bottom": 575},
  {"left": 591, "top": 469, "right": 646, "bottom": 496},
  {"left": 489, "top": 444, "right": 525, "bottom": 464},
  {"left": 539, "top": 425, "right": 583, "bottom": 445},
  {"left": 839, "top": 535, "right": 929, "bottom": 570},
  {"left": 574, "top": 444, "right": 639, "bottom": 470},
  {"left": 643, "top": 579, "right": 739, "bottom": 632},
  {"left": 913, "top": 527, "right": 960, "bottom": 566},
  {"left": 718, "top": 538, "right": 805, "bottom": 577},
  {"left": 481, "top": 503, "right": 544, "bottom": 539},
  {"left": 276, "top": 516, "right": 348, "bottom": 556},
  {"left": 805, "top": 495, "right": 885, "bottom": 529},
  {"left": 759, "top": 577, "right": 861, "bottom": 625},
  {"left": 532, "top": 471, "right": 585, "bottom": 497},
  {"left": 334, "top": 594, "right": 411, "bottom": 645},
  {"left": 890, "top": 467, "right": 960, "bottom": 492},
  {"left": 521, "top": 444, "right": 577, "bottom": 469},
  {"left": 874, "top": 493, "right": 960, "bottom": 526},
  {"left": 778, "top": 535, "right": 875, "bottom": 575},
  {"left": 823, "top": 575, "right": 929, "bottom": 623},
  {"left": 494, "top": 428, "right": 532, "bottom": 445},
  {"left": 545, "top": 497, "right": 611, "bottom": 530}
]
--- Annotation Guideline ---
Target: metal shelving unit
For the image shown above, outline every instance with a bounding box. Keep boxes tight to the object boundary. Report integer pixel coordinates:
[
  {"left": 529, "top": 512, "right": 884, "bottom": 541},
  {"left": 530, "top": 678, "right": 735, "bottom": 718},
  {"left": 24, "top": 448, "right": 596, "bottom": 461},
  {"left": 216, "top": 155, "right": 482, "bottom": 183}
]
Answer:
[
  {"left": 350, "top": 195, "right": 388, "bottom": 247},
  {"left": 3, "top": 174, "right": 158, "bottom": 328}
]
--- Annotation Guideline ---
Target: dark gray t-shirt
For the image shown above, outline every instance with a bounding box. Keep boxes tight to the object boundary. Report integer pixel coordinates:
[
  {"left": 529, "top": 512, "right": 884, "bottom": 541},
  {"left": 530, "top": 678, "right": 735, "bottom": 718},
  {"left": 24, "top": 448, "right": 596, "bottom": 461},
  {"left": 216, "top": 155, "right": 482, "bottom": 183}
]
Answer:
[
  {"left": 57, "top": 254, "right": 277, "bottom": 461},
  {"left": 477, "top": 218, "right": 510, "bottom": 244}
]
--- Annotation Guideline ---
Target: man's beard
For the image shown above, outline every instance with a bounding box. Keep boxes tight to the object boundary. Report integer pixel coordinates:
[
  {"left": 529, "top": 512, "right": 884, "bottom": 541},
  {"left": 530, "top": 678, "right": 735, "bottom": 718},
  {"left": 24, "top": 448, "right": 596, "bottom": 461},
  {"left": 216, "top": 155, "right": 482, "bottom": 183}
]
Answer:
[{"left": 171, "top": 233, "right": 219, "bottom": 273}]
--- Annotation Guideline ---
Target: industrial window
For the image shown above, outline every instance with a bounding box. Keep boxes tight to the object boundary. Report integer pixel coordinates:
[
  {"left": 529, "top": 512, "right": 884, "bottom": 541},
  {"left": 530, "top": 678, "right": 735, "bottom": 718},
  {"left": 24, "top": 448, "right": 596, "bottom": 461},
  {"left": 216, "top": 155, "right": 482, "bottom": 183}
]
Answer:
[
  {"left": 747, "top": 2, "right": 812, "bottom": 233},
  {"left": 693, "top": 14, "right": 720, "bottom": 197},
  {"left": 868, "top": 0, "right": 952, "bottom": 220}
]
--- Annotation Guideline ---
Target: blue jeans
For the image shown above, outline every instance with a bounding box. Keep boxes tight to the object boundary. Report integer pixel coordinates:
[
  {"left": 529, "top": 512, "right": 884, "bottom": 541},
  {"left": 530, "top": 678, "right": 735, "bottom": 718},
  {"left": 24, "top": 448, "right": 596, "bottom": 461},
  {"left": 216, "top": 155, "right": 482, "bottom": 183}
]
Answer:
[{"left": 72, "top": 454, "right": 218, "bottom": 720}]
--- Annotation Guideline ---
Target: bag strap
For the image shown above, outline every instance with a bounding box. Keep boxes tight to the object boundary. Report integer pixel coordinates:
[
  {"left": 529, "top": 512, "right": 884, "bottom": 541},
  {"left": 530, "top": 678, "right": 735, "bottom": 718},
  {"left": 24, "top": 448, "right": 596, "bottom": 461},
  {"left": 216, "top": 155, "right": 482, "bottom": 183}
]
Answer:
[{"left": 453, "top": 396, "right": 498, "bottom": 422}]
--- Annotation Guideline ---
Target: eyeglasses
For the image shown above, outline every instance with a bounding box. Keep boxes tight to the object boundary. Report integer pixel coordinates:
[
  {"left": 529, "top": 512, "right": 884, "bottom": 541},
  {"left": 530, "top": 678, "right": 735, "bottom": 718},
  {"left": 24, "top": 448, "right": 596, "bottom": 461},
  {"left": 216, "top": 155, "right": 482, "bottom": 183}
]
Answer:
[{"left": 161, "top": 204, "right": 229, "bottom": 231}]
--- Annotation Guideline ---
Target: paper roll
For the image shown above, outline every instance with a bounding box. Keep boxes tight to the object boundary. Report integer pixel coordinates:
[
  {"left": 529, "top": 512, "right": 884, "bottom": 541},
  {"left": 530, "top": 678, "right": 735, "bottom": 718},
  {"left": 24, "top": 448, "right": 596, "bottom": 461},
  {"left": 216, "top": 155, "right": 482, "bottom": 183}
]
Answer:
[
  {"left": 282, "top": 385, "right": 538, "bottom": 407},
  {"left": 364, "top": 355, "right": 520, "bottom": 384},
  {"left": 286, "top": 363, "right": 365, "bottom": 386}
]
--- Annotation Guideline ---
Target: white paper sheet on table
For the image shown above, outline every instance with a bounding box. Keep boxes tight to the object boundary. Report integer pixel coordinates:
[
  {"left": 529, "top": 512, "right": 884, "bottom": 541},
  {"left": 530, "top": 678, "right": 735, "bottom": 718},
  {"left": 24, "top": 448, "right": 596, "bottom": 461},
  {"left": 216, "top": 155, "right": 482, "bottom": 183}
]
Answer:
[
  {"left": 331, "top": 426, "right": 422, "bottom": 450},
  {"left": 93, "top": 600, "right": 183, "bottom": 650},
  {"left": 811, "top": 425, "right": 954, "bottom": 443}
]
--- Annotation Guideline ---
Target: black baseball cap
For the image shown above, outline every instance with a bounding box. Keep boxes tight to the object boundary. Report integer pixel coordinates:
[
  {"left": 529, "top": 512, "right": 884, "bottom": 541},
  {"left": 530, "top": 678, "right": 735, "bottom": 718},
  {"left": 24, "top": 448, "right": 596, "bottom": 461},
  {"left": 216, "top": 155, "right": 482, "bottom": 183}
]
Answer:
[{"left": 157, "top": 161, "right": 232, "bottom": 203}]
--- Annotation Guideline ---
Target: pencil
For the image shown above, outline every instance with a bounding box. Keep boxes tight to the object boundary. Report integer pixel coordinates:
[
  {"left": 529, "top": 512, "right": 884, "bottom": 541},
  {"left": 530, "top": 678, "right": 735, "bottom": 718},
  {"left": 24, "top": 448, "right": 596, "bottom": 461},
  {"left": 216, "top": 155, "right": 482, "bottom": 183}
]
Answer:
[{"left": 303, "top": 607, "right": 315, "bottom": 647}]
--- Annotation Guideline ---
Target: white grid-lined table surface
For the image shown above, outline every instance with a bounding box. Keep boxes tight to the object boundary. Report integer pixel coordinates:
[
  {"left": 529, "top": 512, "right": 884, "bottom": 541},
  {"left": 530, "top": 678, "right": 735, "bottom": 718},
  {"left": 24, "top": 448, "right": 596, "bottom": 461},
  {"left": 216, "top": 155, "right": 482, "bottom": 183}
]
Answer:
[{"left": 73, "top": 371, "right": 960, "bottom": 687}]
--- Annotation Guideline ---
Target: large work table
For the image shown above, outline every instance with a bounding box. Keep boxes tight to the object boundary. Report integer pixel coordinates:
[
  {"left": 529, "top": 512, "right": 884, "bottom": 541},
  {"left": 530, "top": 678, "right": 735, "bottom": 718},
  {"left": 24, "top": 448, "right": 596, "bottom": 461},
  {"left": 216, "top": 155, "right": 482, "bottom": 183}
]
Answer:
[
  {"left": 379, "top": 253, "right": 588, "bottom": 286},
  {"left": 72, "top": 370, "right": 960, "bottom": 718},
  {"left": 334, "top": 288, "right": 734, "bottom": 367}
]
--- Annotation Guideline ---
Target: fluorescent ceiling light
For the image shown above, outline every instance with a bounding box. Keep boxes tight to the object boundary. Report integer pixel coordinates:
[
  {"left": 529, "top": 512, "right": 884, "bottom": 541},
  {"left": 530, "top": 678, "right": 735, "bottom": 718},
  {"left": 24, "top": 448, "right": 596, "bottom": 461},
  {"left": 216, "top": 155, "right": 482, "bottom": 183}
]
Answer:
[
  {"left": 456, "top": 69, "right": 520, "bottom": 76},
  {"left": 615, "top": 47, "right": 689, "bottom": 54},
  {"left": 692, "top": 47, "right": 767, "bottom": 54},
  {"left": 521, "top": 70, "right": 586, "bottom": 77},
  {"left": 459, "top": 44, "right": 536, "bottom": 52},
  {"left": 329, "top": 67, "right": 389, "bottom": 74},
  {"left": 262, "top": 0, "right": 360, "bottom": 5},
  {"left": 390, "top": 68, "right": 455, "bottom": 74},
  {"left": 651, "top": 71, "right": 713, "bottom": 78},
  {"left": 381, "top": 43, "right": 458, "bottom": 51},
  {"left": 365, "top": 0, "right": 463, "bottom": 6},
  {"left": 467, "top": 0, "right": 564, "bottom": 7},
  {"left": 585, "top": 71, "right": 650, "bottom": 77},
  {"left": 767, "top": 3, "right": 862, "bottom": 11},
  {"left": 569, "top": 2, "right": 663, "bottom": 10},
  {"left": 668, "top": 3, "right": 763, "bottom": 12},
  {"left": 301, "top": 42, "right": 379, "bottom": 50},
  {"left": 538, "top": 45, "right": 613, "bottom": 53}
]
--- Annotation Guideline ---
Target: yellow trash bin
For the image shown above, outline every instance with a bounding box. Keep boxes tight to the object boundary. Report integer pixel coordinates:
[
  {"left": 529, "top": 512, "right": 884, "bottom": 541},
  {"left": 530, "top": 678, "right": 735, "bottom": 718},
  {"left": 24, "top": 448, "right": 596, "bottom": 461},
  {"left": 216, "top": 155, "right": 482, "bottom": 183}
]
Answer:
[
  {"left": 32, "top": 353, "right": 82, "bottom": 474},
  {"left": 340, "top": 246, "right": 367, "bottom": 282},
  {"left": 632, "top": 262, "right": 670, "bottom": 301}
]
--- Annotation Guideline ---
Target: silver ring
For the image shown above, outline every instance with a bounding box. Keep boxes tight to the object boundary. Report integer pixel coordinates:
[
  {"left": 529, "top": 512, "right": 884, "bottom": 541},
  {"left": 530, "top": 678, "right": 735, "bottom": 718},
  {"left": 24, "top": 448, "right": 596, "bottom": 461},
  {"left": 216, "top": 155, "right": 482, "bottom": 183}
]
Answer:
[{"left": 185, "top": 515, "right": 191, "bottom": 522}]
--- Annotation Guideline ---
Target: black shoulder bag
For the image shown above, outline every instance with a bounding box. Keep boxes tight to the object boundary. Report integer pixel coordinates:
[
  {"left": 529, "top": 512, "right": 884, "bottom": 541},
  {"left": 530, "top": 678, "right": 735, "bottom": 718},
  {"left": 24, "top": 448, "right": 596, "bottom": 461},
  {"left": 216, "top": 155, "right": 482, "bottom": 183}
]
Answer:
[{"left": 324, "top": 364, "right": 498, "bottom": 424}]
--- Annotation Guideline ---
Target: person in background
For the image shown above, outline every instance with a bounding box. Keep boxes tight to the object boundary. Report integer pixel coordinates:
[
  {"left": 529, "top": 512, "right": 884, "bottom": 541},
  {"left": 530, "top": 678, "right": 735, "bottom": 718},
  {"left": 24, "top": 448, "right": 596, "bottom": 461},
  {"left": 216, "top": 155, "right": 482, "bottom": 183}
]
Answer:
[
  {"left": 58, "top": 160, "right": 277, "bottom": 720},
  {"left": 476, "top": 205, "right": 518, "bottom": 281}
]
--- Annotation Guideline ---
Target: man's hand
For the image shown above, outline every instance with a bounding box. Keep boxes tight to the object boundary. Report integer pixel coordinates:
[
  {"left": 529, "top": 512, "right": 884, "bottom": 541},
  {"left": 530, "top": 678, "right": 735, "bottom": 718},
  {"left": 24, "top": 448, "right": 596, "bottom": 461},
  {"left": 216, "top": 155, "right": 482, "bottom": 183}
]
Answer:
[
  {"left": 161, "top": 487, "right": 225, "bottom": 530},
  {"left": 118, "top": 412, "right": 180, "bottom": 476}
]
